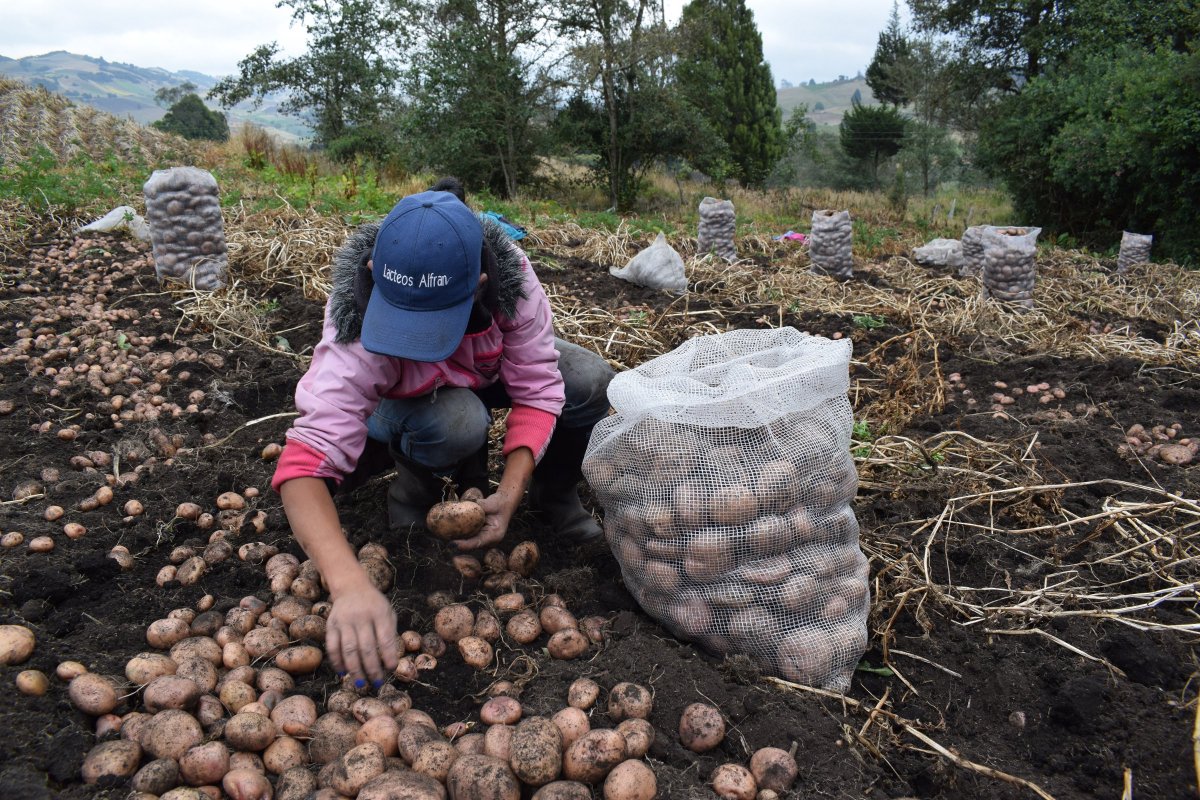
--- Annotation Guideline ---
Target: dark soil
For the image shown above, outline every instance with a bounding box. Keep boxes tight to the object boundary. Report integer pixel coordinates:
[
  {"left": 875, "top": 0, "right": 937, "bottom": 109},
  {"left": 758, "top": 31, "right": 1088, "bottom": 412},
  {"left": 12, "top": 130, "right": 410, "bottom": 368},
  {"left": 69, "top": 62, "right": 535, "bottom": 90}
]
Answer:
[{"left": 0, "top": 230, "right": 1196, "bottom": 799}]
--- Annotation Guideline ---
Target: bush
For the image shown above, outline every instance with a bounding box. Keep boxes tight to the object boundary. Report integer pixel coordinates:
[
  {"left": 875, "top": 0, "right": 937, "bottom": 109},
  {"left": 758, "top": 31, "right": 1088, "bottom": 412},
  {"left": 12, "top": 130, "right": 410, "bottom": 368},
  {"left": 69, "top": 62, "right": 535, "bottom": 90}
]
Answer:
[
  {"left": 976, "top": 47, "right": 1200, "bottom": 264},
  {"left": 153, "top": 94, "right": 230, "bottom": 142}
]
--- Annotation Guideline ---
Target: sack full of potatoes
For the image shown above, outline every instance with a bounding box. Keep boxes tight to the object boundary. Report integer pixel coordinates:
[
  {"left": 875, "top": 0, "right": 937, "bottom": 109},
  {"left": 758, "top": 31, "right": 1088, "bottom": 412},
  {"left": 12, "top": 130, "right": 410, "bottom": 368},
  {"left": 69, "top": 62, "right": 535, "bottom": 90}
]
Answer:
[{"left": 582, "top": 327, "right": 868, "bottom": 691}]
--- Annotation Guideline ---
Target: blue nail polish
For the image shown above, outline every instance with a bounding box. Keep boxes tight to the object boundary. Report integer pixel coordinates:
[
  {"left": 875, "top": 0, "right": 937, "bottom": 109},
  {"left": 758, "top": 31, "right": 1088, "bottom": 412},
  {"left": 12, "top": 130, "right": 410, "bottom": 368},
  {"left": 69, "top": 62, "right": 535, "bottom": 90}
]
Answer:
[
  {"left": 355, "top": 678, "right": 366, "bottom": 689},
  {"left": 372, "top": 679, "right": 384, "bottom": 690},
  {"left": 336, "top": 671, "right": 347, "bottom": 678}
]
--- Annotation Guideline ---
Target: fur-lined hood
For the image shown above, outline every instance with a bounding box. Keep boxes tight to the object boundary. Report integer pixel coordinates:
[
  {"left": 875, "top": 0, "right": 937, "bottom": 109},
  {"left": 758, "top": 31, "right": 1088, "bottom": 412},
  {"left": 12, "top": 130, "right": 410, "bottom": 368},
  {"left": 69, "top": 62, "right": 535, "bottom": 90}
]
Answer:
[{"left": 328, "top": 217, "right": 529, "bottom": 345}]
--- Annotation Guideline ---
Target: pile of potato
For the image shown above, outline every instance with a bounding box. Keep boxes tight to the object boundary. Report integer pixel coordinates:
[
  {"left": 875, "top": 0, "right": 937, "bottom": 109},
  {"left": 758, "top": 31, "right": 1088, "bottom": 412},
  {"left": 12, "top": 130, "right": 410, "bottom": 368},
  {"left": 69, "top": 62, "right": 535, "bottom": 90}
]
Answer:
[
  {"left": 1120, "top": 423, "right": 1197, "bottom": 465},
  {"left": 143, "top": 166, "right": 229, "bottom": 290},
  {"left": 1117, "top": 231, "right": 1153, "bottom": 274},
  {"left": 697, "top": 197, "right": 737, "bottom": 262},
  {"left": 586, "top": 415, "right": 870, "bottom": 690},
  {"left": 959, "top": 225, "right": 988, "bottom": 277},
  {"left": 809, "top": 209, "right": 854, "bottom": 280},
  {"left": 980, "top": 226, "right": 1040, "bottom": 308}
]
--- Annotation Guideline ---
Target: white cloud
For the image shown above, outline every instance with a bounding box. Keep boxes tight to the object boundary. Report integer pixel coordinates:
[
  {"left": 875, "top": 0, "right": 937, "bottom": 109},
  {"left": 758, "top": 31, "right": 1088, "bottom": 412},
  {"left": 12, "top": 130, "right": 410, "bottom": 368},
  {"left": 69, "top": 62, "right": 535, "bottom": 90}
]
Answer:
[{"left": 0, "top": 0, "right": 896, "bottom": 84}]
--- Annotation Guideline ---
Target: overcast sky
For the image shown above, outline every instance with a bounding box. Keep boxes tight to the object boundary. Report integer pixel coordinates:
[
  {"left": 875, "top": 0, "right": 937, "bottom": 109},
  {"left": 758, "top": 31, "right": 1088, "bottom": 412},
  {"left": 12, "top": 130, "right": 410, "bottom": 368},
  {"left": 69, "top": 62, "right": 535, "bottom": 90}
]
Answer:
[{"left": 0, "top": 0, "right": 898, "bottom": 85}]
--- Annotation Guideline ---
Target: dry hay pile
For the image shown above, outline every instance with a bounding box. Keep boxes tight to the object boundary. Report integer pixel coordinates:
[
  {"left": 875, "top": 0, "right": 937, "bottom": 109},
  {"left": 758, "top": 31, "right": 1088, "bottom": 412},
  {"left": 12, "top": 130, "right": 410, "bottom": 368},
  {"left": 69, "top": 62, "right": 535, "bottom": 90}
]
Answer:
[{"left": 0, "top": 77, "right": 192, "bottom": 168}]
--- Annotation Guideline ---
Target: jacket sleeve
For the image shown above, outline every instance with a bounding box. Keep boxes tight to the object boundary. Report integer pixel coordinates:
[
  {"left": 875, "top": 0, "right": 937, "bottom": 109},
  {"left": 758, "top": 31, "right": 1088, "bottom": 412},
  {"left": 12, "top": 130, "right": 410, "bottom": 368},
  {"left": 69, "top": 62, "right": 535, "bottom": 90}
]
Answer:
[
  {"left": 272, "top": 307, "right": 400, "bottom": 492},
  {"left": 496, "top": 253, "right": 565, "bottom": 462}
]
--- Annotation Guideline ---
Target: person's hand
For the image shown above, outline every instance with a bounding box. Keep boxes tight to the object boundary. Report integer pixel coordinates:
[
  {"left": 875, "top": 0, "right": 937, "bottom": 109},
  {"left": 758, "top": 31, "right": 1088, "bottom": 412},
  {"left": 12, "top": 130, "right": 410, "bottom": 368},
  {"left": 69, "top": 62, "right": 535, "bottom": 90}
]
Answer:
[
  {"left": 455, "top": 486, "right": 518, "bottom": 551},
  {"left": 325, "top": 583, "right": 399, "bottom": 689}
]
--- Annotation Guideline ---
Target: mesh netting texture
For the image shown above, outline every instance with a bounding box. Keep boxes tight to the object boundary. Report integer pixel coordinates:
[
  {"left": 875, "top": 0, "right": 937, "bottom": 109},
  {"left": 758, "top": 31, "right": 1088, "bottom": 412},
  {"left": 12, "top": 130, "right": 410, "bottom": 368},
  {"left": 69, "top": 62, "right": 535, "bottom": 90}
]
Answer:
[
  {"left": 1118, "top": 231, "right": 1153, "bottom": 274},
  {"left": 809, "top": 209, "right": 854, "bottom": 280},
  {"left": 144, "top": 166, "right": 229, "bottom": 290},
  {"left": 981, "top": 226, "right": 1040, "bottom": 308},
  {"left": 959, "top": 224, "right": 988, "bottom": 277},
  {"left": 697, "top": 197, "right": 737, "bottom": 261},
  {"left": 582, "top": 328, "right": 869, "bottom": 691}
]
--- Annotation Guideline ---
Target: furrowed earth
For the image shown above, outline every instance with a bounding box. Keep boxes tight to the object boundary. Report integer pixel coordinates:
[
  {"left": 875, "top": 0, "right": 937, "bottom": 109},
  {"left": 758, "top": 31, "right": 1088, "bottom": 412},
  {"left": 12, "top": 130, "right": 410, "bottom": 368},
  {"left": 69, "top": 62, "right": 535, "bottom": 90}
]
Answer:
[{"left": 0, "top": 221, "right": 1197, "bottom": 800}]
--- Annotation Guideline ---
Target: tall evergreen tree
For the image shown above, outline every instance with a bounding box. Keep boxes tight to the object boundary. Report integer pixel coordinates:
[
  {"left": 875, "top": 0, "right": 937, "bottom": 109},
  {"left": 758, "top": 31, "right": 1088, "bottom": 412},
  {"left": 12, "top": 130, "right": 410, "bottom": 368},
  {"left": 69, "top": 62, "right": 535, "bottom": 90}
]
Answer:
[
  {"left": 676, "top": 0, "right": 783, "bottom": 186},
  {"left": 839, "top": 99, "right": 905, "bottom": 185},
  {"left": 865, "top": 1, "right": 910, "bottom": 107}
]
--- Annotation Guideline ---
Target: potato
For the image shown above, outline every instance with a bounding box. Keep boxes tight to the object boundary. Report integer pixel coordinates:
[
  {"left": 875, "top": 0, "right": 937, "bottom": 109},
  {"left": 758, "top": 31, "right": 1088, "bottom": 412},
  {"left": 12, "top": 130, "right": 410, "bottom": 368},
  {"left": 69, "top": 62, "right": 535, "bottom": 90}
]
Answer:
[
  {"left": 190, "top": 611, "right": 225, "bottom": 638},
  {"left": 352, "top": 697, "right": 392, "bottom": 722},
  {"left": 400, "top": 709, "right": 439, "bottom": 730},
  {"left": 453, "top": 554, "right": 483, "bottom": 580},
  {"left": 532, "top": 781, "right": 593, "bottom": 800},
  {"left": 679, "top": 703, "right": 725, "bottom": 752},
  {"left": 435, "top": 604, "right": 476, "bottom": 642},
  {"left": 483, "top": 548, "right": 508, "bottom": 574},
  {"left": 567, "top": 678, "right": 600, "bottom": 710},
  {"left": 95, "top": 713, "right": 123, "bottom": 737},
  {"left": 359, "top": 770, "right": 448, "bottom": 800},
  {"left": 616, "top": 718, "right": 654, "bottom": 759},
  {"left": 413, "top": 740, "right": 460, "bottom": 783},
  {"left": 603, "top": 759, "right": 657, "bottom": 800},
  {"left": 217, "top": 491, "right": 246, "bottom": 510},
  {"left": 539, "top": 606, "right": 578, "bottom": 634},
  {"left": 241, "top": 628, "right": 288, "bottom": 661},
  {"left": 510, "top": 716, "right": 563, "bottom": 787},
  {"left": 473, "top": 611, "right": 501, "bottom": 642},
  {"left": 395, "top": 656, "right": 419, "bottom": 682},
  {"left": 607, "top": 682, "right": 652, "bottom": 721},
  {"left": 257, "top": 667, "right": 295, "bottom": 695},
  {"left": 289, "top": 614, "right": 327, "bottom": 643},
  {"left": 562, "top": 729, "right": 626, "bottom": 783},
  {"left": 446, "top": 754, "right": 521, "bottom": 800},
  {"left": 175, "top": 657, "right": 219, "bottom": 694},
  {"left": 493, "top": 592, "right": 527, "bottom": 614},
  {"left": 197, "top": 694, "right": 226, "bottom": 729},
  {"left": 507, "top": 541, "right": 540, "bottom": 577},
  {"left": 16, "top": 669, "right": 49, "bottom": 696},
  {"left": 275, "top": 644, "right": 323, "bottom": 674},
  {"left": 140, "top": 708, "right": 204, "bottom": 760},
  {"left": 172, "top": 636, "right": 223, "bottom": 666},
  {"left": 160, "top": 788, "right": 210, "bottom": 800},
  {"left": 69, "top": 672, "right": 119, "bottom": 715},
  {"left": 483, "top": 724, "right": 515, "bottom": 761},
  {"left": 711, "top": 763, "right": 757, "bottom": 800},
  {"left": 229, "top": 751, "right": 266, "bottom": 773},
  {"left": 179, "top": 740, "right": 231, "bottom": 786},
  {"left": 328, "top": 743, "right": 384, "bottom": 796},
  {"left": 480, "top": 696, "right": 522, "bottom": 726},
  {"left": 552, "top": 707, "right": 590, "bottom": 749},
  {"left": 121, "top": 712, "right": 153, "bottom": 743},
  {"left": 547, "top": 629, "right": 589, "bottom": 660},
  {"left": 264, "top": 735, "right": 309, "bottom": 774},
  {"left": 749, "top": 746, "right": 798, "bottom": 792},
  {"left": 427, "top": 499, "right": 486, "bottom": 540},
  {"left": 56, "top": 660, "right": 87, "bottom": 681},
  {"left": 360, "top": 557, "right": 395, "bottom": 592},
  {"left": 458, "top": 636, "right": 494, "bottom": 670},
  {"left": 222, "top": 768, "right": 274, "bottom": 800},
  {"left": 268, "top": 694, "right": 317, "bottom": 737},
  {"left": 276, "top": 766, "right": 318, "bottom": 800},
  {"left": 223, "top": 642, "right": 251, "bottom": 670},
  {"left": 352, "top": 715, "right": 398, "bottom": 758},
  {"left": 505, "top": 610, "right": 542, "bottom": 644},
  {"left": 398, "top": 722, "right": 442, "bottom": 764},
  {"left": 455, "top": 733, "right": 487, "bottom": 755},
  {"left": 0, "top": 624, "right": 36, "bottom": 664},
  {"left": 132, "top": 758, "right": 181, "bottom": 795},
  {"left": 483, "top": 571, "right": 519, "bottom": 592},
  {"left": 147, "top": 618, "right": 192, "bottom": 649},
  {"left": 270, "top": 595, "right": 312, "bottom": 625},
  {"left": 308, "top": 712, "right": 361, "bottom": 765},
  {"left": 224, "top": 712, "right": 278, "bottom": 752},
  {"left": 754, "top": 459, "right": 801, "bottom": 513},
  {"left": 422, "top": 631, "right": 448, "bottom": 657},
  {"left": 82, "top": 739, "right": 143, "bottom": 784},
  {"left": 219, "top": 680, "right": 259, "bottom": 714},
  {"left": 145, "top": 675, "right": 202, "bottom": 712},
  {"left": 176, "top": 556, "right": 207, "bottom": 586}
]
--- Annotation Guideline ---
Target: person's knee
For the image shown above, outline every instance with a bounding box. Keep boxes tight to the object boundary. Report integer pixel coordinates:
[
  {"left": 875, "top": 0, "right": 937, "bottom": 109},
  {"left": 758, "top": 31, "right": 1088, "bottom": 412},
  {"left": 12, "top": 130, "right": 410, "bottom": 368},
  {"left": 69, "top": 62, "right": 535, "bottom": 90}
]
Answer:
[
  {"left": 555, "top": 340, "right": 615, "bottom": 426},
  {"left": 401, "top": 389, "right": 491, "bottom": 467}
]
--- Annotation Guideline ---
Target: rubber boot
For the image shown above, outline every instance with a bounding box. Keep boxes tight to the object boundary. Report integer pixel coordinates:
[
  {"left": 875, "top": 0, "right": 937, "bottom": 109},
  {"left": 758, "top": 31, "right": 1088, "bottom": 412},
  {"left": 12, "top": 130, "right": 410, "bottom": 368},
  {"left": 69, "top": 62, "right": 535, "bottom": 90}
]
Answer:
[
  {"left": 386, "top": 452, "right": 443, "bottom": 532},
  {"left": 454, "top": 444, "right": 490, "bottom": 498},
  {"left": 528, "top": 425, "right": 602, "bottom": 542}
]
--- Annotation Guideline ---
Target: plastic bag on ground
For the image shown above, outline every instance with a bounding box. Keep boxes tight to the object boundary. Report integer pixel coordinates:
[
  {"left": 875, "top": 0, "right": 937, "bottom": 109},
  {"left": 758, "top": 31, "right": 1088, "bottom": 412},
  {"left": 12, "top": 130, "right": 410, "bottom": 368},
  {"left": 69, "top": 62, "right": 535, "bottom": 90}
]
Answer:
[
  {"left": 609, "top": 232, "right": 687, "bottom": 294},
  {"left": 583, "top": 328, "right": 868, "bottom": 692},
  {"left": 913, "top": 238, "right": 963, "bottom": 270},
  {"left": 78, "top": 206, "right": 152, "bottom": 242}
]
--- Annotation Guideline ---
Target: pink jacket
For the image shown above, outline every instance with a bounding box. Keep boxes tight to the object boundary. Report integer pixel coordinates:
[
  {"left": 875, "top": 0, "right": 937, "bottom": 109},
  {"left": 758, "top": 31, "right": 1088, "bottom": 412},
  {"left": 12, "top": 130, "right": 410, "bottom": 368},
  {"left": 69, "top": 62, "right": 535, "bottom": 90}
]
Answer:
[{"left": 272, "top": 220, "right": 563, "bottom": 491}]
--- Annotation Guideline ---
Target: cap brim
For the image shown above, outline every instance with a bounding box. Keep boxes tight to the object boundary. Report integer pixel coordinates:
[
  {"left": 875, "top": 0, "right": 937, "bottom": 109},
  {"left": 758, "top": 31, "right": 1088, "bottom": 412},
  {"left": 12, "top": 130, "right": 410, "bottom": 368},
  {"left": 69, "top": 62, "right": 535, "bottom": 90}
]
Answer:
[{"left": 359, "top": 287, "right": 474, "bottom": 362}]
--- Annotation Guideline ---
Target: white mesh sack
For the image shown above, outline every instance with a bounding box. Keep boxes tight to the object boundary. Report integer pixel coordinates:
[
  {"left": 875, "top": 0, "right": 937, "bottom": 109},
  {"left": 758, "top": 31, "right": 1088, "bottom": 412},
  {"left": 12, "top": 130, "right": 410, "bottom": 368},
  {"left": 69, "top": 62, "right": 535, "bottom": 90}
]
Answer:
[{"left": 582, "top": 328, "right": 868, "bottom": 691}]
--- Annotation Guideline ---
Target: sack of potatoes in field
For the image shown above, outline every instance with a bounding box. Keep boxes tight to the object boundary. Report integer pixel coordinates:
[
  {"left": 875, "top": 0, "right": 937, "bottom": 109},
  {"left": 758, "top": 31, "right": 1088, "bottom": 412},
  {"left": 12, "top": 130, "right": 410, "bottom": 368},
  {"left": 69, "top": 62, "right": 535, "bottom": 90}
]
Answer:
[
  {"left": 981, "top": 226, "right": 1041, "bottom": 308},
  {"left": 583, "top": 327, "right": 868, "bottom": 691}
]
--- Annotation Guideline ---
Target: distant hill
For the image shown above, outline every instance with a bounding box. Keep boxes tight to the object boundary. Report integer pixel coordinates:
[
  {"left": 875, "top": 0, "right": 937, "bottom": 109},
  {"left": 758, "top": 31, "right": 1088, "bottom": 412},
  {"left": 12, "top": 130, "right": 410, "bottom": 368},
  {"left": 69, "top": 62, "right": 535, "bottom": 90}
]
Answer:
[
  {"left": 777, "top": 77, "right": 876, "bottom": 127},
  {"left": 0, "top": 51, "right": 310, "bottom": 142}
]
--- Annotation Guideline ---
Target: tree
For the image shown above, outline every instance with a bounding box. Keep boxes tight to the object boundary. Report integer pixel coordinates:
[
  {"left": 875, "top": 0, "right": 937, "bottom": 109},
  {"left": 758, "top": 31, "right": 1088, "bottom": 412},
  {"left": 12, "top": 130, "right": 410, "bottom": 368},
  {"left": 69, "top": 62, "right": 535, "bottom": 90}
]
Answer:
[
  {"left": 402, "top": 0, "right": 560, "bottom": 197},
  {"left": 675, "top": 0, "right": 784, "bottom": 186},
  {"left": 154, "top": 81, "right": 198, "bottom": 108},
  {"left": 838, "top": 99, "right": 905, "bottom": 185},
  {"left": 209, "top": 0, "right": 408, "bottom": 161},
  {"left": 865, "top": 1, "right": 909, "bottom": 106},
  {"left": 152, "top": 94, "right": 230, "bottom": 141},
  {"left": 976, "top": 46, "right": 1200, "bottom": 263}
]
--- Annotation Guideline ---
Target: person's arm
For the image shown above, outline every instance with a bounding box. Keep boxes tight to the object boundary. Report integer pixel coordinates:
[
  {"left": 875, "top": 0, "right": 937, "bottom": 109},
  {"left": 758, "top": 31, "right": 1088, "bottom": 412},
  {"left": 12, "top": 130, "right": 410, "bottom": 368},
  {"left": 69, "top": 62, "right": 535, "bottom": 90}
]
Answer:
[
  {"left": 454, "top": 447, "right": 534, "bottom": 550},
  {"left": 280, "top": 477, "right": 399, "bottom": 688}
]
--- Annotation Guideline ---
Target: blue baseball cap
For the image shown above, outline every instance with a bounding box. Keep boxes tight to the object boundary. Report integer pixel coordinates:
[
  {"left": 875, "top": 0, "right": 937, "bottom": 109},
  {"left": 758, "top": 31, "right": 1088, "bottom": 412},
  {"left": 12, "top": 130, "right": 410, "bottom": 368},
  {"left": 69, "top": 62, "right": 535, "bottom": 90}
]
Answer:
[{"left": 361, "top": 190, "right": 484, "bottom": 362}]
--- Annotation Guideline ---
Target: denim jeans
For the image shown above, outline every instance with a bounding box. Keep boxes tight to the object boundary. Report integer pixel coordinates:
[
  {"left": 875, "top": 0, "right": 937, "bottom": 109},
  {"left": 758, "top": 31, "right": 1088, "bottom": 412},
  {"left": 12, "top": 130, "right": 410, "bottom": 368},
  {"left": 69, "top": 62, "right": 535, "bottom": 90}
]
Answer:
[{"left": 365, "top": 339, "right": 613, "bottom": 472}]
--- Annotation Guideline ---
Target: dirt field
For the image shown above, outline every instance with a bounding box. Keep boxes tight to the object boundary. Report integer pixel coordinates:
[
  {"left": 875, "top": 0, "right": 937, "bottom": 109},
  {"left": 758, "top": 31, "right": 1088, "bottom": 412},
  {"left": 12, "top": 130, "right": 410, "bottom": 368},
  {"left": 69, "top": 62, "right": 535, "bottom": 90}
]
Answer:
[{"left": 0, "top": 221, "right": 1197, "bottom": 799}]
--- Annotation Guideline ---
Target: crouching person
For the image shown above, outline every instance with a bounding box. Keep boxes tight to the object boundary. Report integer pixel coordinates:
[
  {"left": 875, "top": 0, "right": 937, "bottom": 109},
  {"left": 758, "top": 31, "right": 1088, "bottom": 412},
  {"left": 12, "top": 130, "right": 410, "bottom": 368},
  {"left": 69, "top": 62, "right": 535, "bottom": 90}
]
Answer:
[{"left": 271, "top": 179, "right": 614, "bottom": 687}]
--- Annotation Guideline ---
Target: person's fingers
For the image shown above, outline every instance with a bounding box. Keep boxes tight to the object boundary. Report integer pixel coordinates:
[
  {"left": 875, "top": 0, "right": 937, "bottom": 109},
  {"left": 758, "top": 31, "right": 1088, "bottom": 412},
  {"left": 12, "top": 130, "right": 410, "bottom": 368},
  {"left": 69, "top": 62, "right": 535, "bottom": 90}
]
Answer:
[
  {"left": 340, "top": 629, "right": 366, "bottom": 688},
  {"left": 461, "top": 487, "right": 484, "bottom": 501},
  {"left": 326, "top": 621, "right": 346, "bottom": 676},
  {"left": 375, "top": 613, "right": 400, "bottom": 673},
  {"left": 356, "top": 623, "right": 385, "bottom": 687}
]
